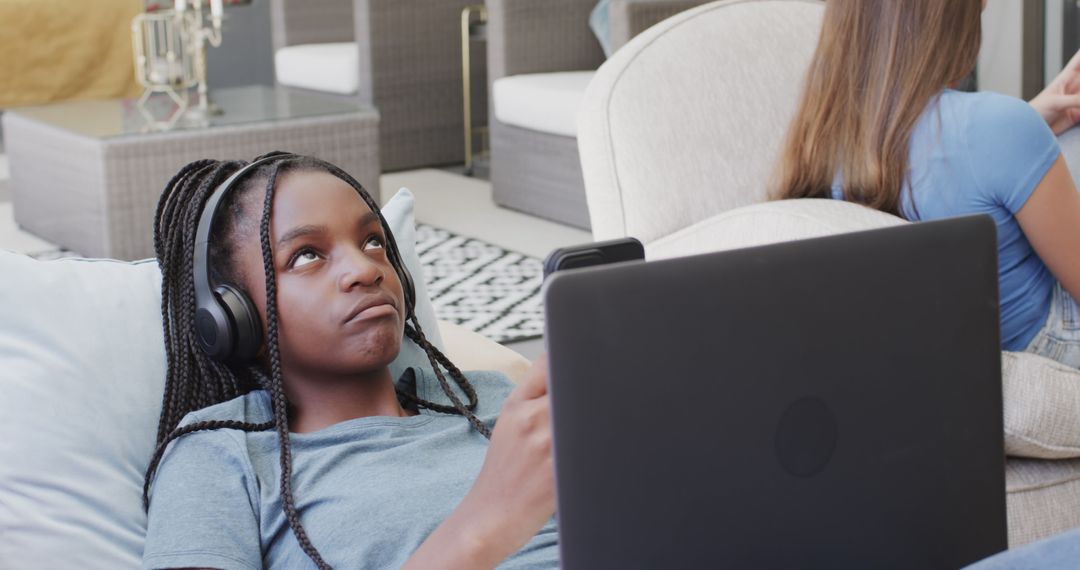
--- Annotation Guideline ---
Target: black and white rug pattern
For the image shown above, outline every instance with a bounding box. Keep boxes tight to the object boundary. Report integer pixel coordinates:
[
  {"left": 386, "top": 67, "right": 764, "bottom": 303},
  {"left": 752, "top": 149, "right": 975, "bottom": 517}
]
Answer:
[{"left": 416, "top": 224, "right": 544, "bottom": 344}]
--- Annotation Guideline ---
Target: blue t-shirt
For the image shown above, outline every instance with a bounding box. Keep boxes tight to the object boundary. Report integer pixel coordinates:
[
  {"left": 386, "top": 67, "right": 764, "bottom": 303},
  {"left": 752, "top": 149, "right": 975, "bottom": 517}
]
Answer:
[
  {"left": 142, "top": 368, "right": 559, "bottom": 569},
  {"left": 832, "top": 90, "right": 1060, "bottom": 350}
]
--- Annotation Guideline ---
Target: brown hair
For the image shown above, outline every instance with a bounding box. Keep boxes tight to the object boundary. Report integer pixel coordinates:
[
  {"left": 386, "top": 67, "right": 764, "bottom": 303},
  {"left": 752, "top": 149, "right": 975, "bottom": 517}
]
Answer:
[{"left": 771, "top": 0, "right": 983, "bottom": 217}]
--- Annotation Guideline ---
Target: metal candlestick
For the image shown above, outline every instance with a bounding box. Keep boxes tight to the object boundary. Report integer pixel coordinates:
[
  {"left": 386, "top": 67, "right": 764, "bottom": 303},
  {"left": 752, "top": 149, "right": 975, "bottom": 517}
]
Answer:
[
  {"left": 132, "top": 10, "right": 195, "bottom": 130},
  {"left": 131, "top": 1, "right": 224, "bottom": 130},
  {"left": 178, "top": 0, "right": 224, "bottom": 119}
]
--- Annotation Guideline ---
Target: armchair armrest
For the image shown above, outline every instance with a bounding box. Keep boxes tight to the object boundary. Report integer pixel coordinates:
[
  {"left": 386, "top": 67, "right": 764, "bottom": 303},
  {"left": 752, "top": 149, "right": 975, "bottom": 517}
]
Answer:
[
  {"left": 486, "top": 0, "right": 607, "bottom": 82},
  {"left": 269, "top": 0, "right": 354, "bottom": 52},
  {"left": 438, "top": 320, "right": 532, "bottom": 385},
  {"left": 609, "top": 0, "right": 713, "bottom": 52}
]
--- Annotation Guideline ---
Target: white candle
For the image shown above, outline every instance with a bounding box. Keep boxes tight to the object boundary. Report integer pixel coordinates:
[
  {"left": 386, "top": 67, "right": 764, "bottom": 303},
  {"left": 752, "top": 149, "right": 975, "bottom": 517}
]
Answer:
[
  {"left": 175, "top": 0, "right": 186, "bottom": 12},
  {"left": 210, "top": 0, "right": 222, "bottom": 18}
]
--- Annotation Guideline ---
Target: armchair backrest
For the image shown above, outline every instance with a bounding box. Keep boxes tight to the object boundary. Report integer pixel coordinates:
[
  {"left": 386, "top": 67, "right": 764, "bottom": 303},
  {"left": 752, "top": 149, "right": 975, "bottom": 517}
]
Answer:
[
  {"left": 609, "top": 0, "right": 715, "bottom": 53},
  {"left": 269, "top": 0, "right": 354, "bottom": 52},
  {"left": 577, "top": 0, "right": 825, "bottom": 243},
  {"left": 486, "top": 0, "right": 607, "bottom": 84}
]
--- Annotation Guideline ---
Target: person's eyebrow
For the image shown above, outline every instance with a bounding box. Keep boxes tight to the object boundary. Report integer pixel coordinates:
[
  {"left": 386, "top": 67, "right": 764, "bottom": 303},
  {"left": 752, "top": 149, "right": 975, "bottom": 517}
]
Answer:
[
  {"left": 277, "top": 224, "right": 326, "bottom": 248},
  {"left": 358, "top": 211, "right": 380, "bottom": 228},
  {"left": 276, "top": 212, "right": 381, "bottom": 248}
]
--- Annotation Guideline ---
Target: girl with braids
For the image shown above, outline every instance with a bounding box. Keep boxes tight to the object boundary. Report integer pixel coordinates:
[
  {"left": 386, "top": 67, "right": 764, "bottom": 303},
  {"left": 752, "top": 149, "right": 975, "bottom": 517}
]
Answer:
[
  {"left": 773, "top": 0, "right": 1080, "bottom": 369},
  {"left": 141, "top": 152, "right": 559, "bottom": 569}
]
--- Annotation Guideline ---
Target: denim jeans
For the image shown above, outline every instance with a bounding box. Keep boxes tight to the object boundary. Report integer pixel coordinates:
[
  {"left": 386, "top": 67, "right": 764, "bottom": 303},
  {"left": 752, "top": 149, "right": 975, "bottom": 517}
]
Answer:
[
  {"left": 962, "top": 527, "right": 1080, "bottom": 569},
  {"left": 1024, "top": 282, "right": 1080, "bottom": 368}
]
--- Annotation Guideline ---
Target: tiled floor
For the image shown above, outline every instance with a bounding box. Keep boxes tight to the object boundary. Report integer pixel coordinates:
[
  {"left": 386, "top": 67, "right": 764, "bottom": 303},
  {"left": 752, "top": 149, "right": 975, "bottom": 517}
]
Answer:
[
  {"left": 382, "top": 168, "right": 591, "bottom": 260},
  {"left": 0, "top": 159, "right": 588, "bottom": 361},
  {"left": 0, "top": 202, "right": 57, "bottom": 256}
]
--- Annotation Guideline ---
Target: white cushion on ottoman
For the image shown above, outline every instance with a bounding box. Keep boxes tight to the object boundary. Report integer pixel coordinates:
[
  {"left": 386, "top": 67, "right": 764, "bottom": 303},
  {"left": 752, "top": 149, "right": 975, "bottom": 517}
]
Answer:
[
  {"left": 492, "top": 71, "right": 595, "bottom": 138},
  {"left": 274, "top": 42, "right": 360, "bottom": 95}
]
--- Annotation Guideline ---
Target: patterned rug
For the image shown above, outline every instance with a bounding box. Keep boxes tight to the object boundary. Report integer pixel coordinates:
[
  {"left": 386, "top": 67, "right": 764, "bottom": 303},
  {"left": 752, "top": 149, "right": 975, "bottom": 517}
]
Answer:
[
  {"left": 416, "top": 224, "right": 544, "bottom": 344},
  {"left": 23, "top": 223, "right": 546, "bottom": 344}
]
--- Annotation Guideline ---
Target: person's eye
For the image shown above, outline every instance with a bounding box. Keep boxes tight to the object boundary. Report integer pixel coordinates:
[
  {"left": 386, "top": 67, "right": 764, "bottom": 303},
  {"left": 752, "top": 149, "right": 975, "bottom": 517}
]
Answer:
[
  {"left": 364, "top": 235, "right": 385, "bottom": 250},
  {"left": 290, "top": 249, "right": 321, "bottom": 268}
]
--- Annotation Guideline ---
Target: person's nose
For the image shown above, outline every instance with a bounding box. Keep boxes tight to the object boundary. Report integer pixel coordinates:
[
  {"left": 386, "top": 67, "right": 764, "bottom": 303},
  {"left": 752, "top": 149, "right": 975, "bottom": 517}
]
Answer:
[{"left": 337, "top": 245, "right": 383, "bottom": 292}]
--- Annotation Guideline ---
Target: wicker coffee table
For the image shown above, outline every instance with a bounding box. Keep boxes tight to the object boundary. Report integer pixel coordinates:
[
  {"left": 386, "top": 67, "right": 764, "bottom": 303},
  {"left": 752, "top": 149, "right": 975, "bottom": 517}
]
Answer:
[{"left": 2, "top": 85, "right": 380, "bottom": 260}]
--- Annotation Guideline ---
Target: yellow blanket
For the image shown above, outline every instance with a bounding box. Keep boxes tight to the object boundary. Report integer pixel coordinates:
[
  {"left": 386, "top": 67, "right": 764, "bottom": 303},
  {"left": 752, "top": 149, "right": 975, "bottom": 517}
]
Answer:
[{"left": 0, "top": 0, "right": 142, "bottom": 108}]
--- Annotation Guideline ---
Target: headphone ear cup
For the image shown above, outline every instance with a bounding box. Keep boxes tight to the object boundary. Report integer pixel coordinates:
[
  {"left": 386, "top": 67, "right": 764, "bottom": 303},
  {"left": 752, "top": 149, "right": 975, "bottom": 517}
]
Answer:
[
  {"left": 215, "top": 284, "right": 263, "bottom": 363},
  {"left": 195, "top": 299, "right": 234, "bottom": 362}
]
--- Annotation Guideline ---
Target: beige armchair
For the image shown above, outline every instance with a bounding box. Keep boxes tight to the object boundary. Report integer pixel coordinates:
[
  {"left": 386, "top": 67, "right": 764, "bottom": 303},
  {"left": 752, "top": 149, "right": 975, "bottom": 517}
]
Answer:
[{"left": 576, "top": 0, "right": 1080, "bottom": 548}]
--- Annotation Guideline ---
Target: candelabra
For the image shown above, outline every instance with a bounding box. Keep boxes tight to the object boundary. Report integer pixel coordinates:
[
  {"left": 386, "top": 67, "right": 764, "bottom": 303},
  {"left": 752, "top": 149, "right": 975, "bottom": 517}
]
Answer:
[
  {"left": 131, "top": 0, "right": 224, "bottom": 130},
  {"left": 176, "top": 0, "right": 224, "bottom": 119}
]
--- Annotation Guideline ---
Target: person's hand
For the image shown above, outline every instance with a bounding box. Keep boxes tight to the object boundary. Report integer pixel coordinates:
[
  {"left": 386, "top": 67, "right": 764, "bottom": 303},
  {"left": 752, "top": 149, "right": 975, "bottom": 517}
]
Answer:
[
  {"left": 461, "top": 356, "right": 556, "bottom": 563},
  {"left": 403, "top": 358, "right": 555, "bottom": 570},
  {"left": 1031, "top": 49, "right": 1080, "bottom": 135}
]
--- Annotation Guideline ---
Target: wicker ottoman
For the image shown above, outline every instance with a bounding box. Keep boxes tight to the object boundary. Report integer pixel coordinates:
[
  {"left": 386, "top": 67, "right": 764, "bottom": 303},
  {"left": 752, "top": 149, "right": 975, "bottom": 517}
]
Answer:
[{"left": 2, "top": 86, "right": 380, "bottom": 260}]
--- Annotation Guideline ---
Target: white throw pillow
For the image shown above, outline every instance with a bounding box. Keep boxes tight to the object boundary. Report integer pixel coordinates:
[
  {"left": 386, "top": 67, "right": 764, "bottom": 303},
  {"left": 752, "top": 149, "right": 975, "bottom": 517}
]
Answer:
[
  {"left": 648, "top": 198, "right": 1080, "bottom": 460},
  {"left": 274, "top": 42, "right": 361, "bottom": 95},
  {"left": 0, "top": 188, "right": 441, "bottom": 567}
]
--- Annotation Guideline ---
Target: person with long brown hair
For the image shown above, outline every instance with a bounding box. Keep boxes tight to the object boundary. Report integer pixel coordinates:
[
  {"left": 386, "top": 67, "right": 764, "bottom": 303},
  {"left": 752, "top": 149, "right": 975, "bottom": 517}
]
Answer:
[{"left": 774, "top": 0, "right": 1080, "bottom": 369}]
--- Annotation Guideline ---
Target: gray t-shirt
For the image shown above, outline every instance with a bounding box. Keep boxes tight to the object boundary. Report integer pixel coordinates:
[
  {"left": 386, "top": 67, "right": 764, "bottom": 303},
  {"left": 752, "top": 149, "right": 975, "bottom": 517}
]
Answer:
[{"left": 142, "top": 368, "right": 559, "bottom": 569}]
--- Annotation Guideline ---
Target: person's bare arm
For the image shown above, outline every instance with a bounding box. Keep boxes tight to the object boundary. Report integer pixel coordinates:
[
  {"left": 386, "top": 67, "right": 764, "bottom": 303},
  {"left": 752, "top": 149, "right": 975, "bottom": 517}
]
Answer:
[
  {"left": 402, "top": 358, "right": 556, "bottom": 570},
  {"left": 1015, "top": 155, "right": 1080, "bottom": 300}
]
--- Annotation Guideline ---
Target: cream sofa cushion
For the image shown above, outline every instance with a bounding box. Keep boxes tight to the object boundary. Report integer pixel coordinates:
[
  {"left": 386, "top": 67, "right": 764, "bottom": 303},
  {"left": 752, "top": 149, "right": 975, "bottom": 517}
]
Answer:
[
  {"left": 645, "top": 198, "right": 905, "bottom": 260},
  {"left": 438, "top": 320, "right": 531, "bottom": 384},
  {"left": 1003, "top": 352, "right": 1080, "bottom": 458},
  {"left": 1006, "top": 458, "right": 1080, "bottom": 546}
]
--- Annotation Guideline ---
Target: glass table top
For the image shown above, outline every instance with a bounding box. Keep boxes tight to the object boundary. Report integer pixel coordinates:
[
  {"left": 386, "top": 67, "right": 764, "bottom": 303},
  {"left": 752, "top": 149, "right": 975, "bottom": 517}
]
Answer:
[{"left": 8, "top": 85, "right": 374, "bottom": 139}]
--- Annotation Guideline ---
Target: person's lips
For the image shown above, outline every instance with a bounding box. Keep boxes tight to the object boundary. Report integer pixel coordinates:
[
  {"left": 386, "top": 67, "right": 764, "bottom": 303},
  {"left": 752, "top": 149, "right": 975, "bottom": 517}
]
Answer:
[{"left": 342, "top": 295, "right": 398, "bottom": 325}]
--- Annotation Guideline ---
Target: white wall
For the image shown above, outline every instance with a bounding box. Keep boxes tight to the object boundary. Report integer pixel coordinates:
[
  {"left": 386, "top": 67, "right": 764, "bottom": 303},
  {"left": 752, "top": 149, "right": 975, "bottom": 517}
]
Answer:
[
  {"left": 979, "top": 0, "right": 1025, "bottom": 98},
  {"left": 1046, "top": 0, "right": 1064, "bottom": 85}
]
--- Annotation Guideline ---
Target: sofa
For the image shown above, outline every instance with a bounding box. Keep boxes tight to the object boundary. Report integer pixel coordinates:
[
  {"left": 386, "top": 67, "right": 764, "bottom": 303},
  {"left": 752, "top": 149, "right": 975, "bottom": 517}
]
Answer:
[
  {"left": 269, "top": 0, "right": 487, "bottom": 171},
  {"left": 0, "top": 188, "right": 529, "bottom": 567},
  {"left": 486, "top": 0, "right": 712, "bottom": 229},
  {"left": 577, "top": 0, "right": 1080, "bottom": 547}
]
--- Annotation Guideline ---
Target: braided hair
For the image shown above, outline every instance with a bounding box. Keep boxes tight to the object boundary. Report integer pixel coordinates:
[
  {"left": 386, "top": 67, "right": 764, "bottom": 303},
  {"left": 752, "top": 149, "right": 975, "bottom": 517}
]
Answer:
[{"left": 144, "top": 153, "right": 491, "bottom": 569}]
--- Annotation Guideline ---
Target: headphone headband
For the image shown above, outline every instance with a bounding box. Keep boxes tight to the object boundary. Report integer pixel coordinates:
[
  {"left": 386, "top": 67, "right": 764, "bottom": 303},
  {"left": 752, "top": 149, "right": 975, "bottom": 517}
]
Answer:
[{"left": 193, "top": 155, "right": 287, "bottom": 300}]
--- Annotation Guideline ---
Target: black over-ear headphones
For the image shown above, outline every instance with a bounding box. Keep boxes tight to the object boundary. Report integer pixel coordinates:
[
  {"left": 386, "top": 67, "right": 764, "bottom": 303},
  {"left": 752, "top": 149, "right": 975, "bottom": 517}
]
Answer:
[
  {"left": 193, "top": 155, "right": 283, "bottom": 363},
  {"left": 193, "top": 154, "right": 418, "bottom": 363}
]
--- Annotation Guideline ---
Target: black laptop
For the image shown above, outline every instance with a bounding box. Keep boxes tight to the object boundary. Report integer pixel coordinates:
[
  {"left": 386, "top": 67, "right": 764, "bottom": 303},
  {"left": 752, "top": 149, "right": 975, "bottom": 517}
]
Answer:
[{"left": 544, "top": 215, "right": 1007, "bottom": 569}]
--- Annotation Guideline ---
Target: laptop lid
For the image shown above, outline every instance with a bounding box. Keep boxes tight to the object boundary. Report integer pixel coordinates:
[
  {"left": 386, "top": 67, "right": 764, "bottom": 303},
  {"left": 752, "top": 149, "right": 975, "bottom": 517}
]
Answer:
[{"left": 544, "top": 215, "right": 1006, "bottom": 569}]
